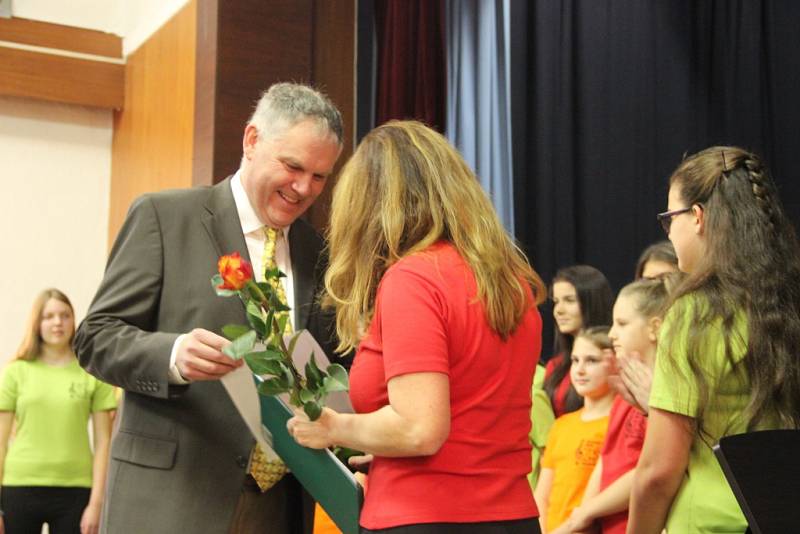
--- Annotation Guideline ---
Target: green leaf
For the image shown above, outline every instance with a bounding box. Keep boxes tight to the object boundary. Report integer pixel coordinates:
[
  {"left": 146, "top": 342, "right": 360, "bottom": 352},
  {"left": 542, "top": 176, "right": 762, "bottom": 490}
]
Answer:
[
  {"left": 222, "top": 330, "right": 257, "bottom": 359},
  {"left": 299, "top": 388, "right": 315, "bottom": 404},
  {"left": 264, "top": 266, "right": 286, "bottom": 280},
  {"left": 282, "top": 362, "right": 295, "bottom": 389},
  {"left": 287, "top": 332, "right": 302, "bottom": 357},
  {"left": 305, "top": 353, "right": 325, "bottom": 391},
  {"left": 244, "top": 353, "right": 285, "bottom": 376},
  {"left": 269, "top": 293, "right": 291, "bottom": 312},
  {"left": 222, "top": 324, "right": 250, "bottom": 341},
  {"left": 303, "top": 399, "right": 323, "bottom": 421},
  {"left": 245, "top": 348, "right": 284, "bottom": 362},
  {"left": 276, "top": 314, "right": 289, "bottom": 334},
  {"left": 258, "top": 377, "right": 290, "bottom": 396},
  {"left": 246, "top": 300, "right": 267, "bottom": 336},
  {"left": 323, "top": 363, "right": 349, "bottom": 392},
  {"left": 211, "top": 274, "right": 237, "bottom": 297}
]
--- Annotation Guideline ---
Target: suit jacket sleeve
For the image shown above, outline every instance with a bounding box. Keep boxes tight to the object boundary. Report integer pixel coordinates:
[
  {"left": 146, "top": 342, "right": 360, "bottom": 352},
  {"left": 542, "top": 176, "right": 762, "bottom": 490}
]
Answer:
[{"left": 74, "top": 195, "right": 180, "bottom": 399}]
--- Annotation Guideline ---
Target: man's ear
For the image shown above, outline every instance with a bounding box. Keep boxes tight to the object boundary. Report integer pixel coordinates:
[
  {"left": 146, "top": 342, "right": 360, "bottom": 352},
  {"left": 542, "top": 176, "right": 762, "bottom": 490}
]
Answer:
[
  {"left": 693, "top": 203, "right": 705, "bottom": 235},
  {"left": 648, "top": 316, "right": 662, "bottom": 342},
  {"left": 242, "top": 124, "right": 259, "bottom": 160}
]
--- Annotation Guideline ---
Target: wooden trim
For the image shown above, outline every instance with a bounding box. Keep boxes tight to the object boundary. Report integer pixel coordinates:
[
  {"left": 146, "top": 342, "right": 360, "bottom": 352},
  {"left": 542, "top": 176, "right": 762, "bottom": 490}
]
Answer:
[
  {"left": 192, "top": 0, "right": 218, "bottom": 187},
  {"left": 0, "top": 17, "right": 122, "bottom": 59},
  {"left": 0, "top": 46, "right": 123, "bottom": 109}
]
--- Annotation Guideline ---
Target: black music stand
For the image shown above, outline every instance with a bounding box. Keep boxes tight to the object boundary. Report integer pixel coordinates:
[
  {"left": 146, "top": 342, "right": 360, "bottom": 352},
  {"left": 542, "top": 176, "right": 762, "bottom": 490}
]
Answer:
[{"left": 713, "top": 429, "right": 800, "bottom": 534}]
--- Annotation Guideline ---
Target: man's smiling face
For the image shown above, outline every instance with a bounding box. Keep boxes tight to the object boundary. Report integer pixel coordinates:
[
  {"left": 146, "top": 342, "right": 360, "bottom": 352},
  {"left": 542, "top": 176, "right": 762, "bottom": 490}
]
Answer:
[{"left": 241, "top": 119, "right": 341, "bottom": 228}]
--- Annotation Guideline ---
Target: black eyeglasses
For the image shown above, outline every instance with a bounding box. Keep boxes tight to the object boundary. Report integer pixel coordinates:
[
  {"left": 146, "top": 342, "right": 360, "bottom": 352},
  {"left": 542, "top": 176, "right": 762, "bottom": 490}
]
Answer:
[{"left": 656, "top": 207, "right": 692, "bottom": 235}]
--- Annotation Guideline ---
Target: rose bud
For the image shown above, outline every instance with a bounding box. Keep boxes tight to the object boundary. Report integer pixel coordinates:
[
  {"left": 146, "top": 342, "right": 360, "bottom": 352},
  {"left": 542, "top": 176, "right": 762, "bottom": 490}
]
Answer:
[{"left": 217, "top": 252, "right": 253, "bottom": 290}]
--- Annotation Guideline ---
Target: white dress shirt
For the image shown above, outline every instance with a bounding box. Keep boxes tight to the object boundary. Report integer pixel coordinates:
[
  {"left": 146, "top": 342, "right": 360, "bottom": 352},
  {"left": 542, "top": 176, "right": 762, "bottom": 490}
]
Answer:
[{"left": 168, "top": 171, "right": 295, "bottom": 383}]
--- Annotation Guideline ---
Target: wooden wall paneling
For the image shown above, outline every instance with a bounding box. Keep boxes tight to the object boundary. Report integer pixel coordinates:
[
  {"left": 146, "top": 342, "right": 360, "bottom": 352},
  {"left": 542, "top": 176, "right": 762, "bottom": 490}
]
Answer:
[
  {"left": 193, "top": 0, "right": 218, "bottom": 187},
  {"left": 108, "top": 0, "right": 197, "bottom": 246},
  {"left": 0, "top": 46, "right": 123, "bottom": 108},
  {"left": 307, "top": 0, "right": 357, "bottom": 231},
  {"left": 0, "top": 17, "right": 122, "bottom": 58},
  {"left": 211, "top": 0, "right": 314, "bottom": 182}
]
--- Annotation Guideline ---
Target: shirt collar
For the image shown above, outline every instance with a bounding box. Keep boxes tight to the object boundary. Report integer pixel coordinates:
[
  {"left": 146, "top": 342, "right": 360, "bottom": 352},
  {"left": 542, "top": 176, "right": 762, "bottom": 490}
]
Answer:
[{"left": 231, "top": 171, "right": 290, "bottom": 237}]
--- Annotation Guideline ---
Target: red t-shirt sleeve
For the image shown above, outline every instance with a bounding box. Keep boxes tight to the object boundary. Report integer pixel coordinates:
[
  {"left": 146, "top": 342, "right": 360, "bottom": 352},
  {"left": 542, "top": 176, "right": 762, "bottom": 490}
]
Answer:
[{"left": 379, "top": 264, "right": 450, "bottom": 380}]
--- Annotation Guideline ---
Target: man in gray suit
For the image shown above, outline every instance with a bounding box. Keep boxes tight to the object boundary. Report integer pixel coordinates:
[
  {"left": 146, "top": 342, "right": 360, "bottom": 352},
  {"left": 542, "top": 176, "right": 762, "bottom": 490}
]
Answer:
[{"left": 74, "top": 83, "right": 344, "bottom": 533}]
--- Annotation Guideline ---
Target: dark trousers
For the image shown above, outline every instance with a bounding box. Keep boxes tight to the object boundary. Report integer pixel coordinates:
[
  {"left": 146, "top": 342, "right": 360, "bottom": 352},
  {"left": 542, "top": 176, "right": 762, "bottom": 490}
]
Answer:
[
  {"left": 1, "top": 486, "right": 90, "bottom": 534},
  {"left": 228, "top": 475, "right": 314, "bottom": 534},
  {"left": 361, "top": 517, "right": 541, "bottom": 534}
]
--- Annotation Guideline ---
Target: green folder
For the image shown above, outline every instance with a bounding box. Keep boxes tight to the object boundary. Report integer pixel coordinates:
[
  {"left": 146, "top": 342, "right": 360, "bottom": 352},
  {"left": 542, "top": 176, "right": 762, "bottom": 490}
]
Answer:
[{"left": 257, "top": 387, "right": 364, "bottom": 534}]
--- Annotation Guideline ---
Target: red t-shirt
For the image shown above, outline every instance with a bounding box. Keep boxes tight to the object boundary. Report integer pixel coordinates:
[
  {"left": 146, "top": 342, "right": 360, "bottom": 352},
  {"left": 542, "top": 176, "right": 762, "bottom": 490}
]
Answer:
[
  {"left": 544, "top": 355, "right": 573, "bottom": 417},
  {"left": 349, "top": 242, "right": 542, "bottom": 529},
  {"left": 598, "top": 396, "right": 647, "bottom": 534}
]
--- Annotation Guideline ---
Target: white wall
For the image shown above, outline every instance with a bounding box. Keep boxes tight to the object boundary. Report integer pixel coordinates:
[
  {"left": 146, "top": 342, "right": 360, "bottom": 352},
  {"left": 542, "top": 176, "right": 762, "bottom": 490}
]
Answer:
[
  {"left": 0, "top": 96, "right": 111, "bottom": 362},
  {"left": 0, "top": 1, "right": 193, "bottom": 363}
]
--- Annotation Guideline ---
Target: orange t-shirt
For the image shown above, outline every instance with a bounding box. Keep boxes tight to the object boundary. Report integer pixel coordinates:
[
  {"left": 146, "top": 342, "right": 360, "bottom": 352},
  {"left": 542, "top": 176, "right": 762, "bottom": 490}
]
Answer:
[{"left": 540, "top": 408, "right": 609, "bottom": 532}]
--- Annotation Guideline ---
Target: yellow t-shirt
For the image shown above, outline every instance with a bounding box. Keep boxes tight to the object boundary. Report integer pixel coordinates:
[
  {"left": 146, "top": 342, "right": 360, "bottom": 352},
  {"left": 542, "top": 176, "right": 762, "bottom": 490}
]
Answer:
[
  {"left": 0, "top": 359, "right": 117, "bottom": 487},
  {"left": 649, "top": 295, "right": 752, "bottom": 533},
  {"left": 529, "top": 364, "right": 555, "bottom": 491},
  {"left": 540, "top": 408, "right": 608, "bottom": 532}
]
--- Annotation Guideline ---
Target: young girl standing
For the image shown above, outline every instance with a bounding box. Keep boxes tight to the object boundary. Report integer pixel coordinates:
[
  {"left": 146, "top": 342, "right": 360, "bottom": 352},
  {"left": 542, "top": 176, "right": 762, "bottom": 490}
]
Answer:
[
  {"left": 629, "top": 147, "right": 800, "bottom": 533},
  {"left": 0, "top": 289, "right": 116, "bottom": 534},
  {"left": 544, "top": 266, "right": 613, "bottom": 417},
  {"left": 555, "top": 275, "right": 679, "bottom": 534},
  {"left": 535, "top": 327, "right": 616, "bottom": 533}
]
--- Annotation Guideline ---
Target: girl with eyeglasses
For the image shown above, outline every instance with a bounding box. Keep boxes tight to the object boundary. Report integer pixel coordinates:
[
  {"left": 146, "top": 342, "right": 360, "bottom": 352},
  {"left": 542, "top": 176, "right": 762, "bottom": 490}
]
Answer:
[{"left": 628, "top": 147, "right": 800, "bottom": 533}]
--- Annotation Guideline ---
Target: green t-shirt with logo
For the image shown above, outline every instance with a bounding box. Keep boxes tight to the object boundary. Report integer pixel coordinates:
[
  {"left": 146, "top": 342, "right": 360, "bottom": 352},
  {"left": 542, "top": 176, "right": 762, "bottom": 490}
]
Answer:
[
  {"left": 0, "top": 358, "right": 117, "bottom": 487},
  {"left": 649, "top": 295, "right": 750, "bottom": 533}
]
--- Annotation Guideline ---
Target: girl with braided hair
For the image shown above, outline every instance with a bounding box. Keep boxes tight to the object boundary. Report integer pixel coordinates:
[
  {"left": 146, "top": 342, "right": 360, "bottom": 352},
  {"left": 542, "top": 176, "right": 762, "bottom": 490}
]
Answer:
[{"left": 628, "top": 147, "right": 800, "bottom": 533}]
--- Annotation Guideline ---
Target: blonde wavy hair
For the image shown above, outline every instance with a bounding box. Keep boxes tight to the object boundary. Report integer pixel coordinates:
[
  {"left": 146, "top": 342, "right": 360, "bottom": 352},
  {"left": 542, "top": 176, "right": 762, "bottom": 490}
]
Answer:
[
  {"left": 14, "top": 288, "right": 74, "bottom": 361},
  {"left": 324, "top": 120, "right": 546, "bottom": 352}
]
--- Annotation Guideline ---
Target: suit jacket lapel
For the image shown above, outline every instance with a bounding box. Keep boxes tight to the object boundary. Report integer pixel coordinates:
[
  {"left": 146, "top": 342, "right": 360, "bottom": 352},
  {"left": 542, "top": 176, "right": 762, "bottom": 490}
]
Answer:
[
  {"left": 200, "top": 178, "right": 251, "bottom": 319},
  {"left": 200, "top": 177, "right": 251, "bottom": 263}
]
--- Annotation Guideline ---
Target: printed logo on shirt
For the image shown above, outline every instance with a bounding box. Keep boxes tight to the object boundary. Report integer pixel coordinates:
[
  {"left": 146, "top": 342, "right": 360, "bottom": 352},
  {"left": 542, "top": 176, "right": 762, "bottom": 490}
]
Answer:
[
  {"left": 574, "top": 438, "right": 603, "bottom": 466},
  {"left": 69, "top": 381, "right": 90, "bottom": 400},
  {"left": 623, "top": 410, "right": 647, "bottom": 447}
]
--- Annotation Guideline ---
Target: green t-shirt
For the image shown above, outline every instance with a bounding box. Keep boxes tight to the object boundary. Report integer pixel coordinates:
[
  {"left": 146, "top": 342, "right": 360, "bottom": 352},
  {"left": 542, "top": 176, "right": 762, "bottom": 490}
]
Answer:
[
  {"left": 0, "top": 358, "right": 117, "bottom": 487},
  {"left": 649, "top": 295, "right": 749, "bottom": 533},
  {"left": 528, "top": 364, "right": 555, "bottom": 490}
]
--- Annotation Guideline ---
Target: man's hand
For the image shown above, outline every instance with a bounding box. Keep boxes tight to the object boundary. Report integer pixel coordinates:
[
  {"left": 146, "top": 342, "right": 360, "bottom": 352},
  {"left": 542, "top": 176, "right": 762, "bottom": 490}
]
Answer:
[{"left": 175, "top": 328, "right": 243, "bottom": 381}]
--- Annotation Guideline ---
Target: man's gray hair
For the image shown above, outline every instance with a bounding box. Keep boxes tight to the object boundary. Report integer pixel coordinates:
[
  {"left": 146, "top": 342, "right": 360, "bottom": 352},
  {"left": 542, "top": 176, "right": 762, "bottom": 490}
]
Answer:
[{"left": 248, "top": 82, "right": 343, "bottom": 145}]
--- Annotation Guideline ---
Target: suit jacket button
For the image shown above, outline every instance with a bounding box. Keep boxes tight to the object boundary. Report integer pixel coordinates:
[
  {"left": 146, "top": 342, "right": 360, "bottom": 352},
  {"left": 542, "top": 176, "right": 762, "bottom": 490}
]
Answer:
[{"left": 236, "top": 455, "right": 248, "bottom": 469}]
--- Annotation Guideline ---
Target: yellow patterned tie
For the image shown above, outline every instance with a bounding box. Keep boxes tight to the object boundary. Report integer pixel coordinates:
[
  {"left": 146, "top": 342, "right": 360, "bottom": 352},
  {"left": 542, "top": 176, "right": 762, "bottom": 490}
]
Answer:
[{"left": 248, "top": 227, "right": 291, "bottom": 492}]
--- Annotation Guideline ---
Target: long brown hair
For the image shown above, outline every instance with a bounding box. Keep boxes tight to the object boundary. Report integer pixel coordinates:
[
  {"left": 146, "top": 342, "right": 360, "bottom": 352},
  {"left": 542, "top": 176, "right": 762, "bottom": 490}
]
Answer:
[
  {"left": 324, "top": 120, "right": 546, "bottom": 352},
  {"left": 14, "top": 288, "right": 75, "bottom": 361},
  {"left": 665, "top": 146, "right": 800, "bottom": 431}
]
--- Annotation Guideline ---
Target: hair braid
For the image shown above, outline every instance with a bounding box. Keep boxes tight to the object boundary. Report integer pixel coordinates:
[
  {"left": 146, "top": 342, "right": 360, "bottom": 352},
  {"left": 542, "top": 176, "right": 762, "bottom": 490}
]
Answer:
[{"left": 743, "top": 156, "right": 777, "bottom": 235}]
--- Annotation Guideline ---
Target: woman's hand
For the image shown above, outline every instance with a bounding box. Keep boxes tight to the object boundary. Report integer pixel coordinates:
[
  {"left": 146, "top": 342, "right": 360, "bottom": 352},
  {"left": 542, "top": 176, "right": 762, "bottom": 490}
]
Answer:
[
  {"left": 348, "top": 453, "right": 373, "bottom": 473},
  {"left": 604, "top": 350, "right": 650, "bottom": 415},
  {"left": 618, "top": 355, "right": 653, "bottom": 415},
  {"left": 80, "top": 501, "right": 102, "bottom": 534},
  {"left": 287, "top": 407, "right": 340, "bottom": 449}
]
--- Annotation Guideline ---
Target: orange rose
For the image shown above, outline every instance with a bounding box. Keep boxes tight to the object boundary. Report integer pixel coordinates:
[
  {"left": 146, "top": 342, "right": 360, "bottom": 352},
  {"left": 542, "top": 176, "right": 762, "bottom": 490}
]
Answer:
[{"left": 217, "top": 252, "right": 253, "bottom": 290}]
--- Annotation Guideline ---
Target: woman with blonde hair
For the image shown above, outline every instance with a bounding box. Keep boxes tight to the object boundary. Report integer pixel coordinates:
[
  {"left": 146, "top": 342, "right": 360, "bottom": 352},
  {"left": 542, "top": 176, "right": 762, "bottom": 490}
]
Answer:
[
  {"left": 288, "top": 120, "right": 546, "bottom": 533},
  {"left": 0, "top": 289, "right": 116, "bottom": 534},
  {"left": 629, "top": 147, "right": 800, "bottom": 533}
]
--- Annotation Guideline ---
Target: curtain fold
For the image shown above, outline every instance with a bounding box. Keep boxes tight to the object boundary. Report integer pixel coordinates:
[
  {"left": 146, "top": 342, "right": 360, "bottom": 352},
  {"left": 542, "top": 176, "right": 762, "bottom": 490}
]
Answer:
[
  {"left": 445, "top": 0, "right": 523, "bottom": 233},
  {"left": 374, "top": 0, "right": 446, "bottom": 131},
  {"left": 516, "top": 0, "right": 800, "bottom": 292}
]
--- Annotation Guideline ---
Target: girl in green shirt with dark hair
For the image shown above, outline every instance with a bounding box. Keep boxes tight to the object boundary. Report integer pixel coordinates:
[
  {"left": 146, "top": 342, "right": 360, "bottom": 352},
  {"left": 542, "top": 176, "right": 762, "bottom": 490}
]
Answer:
[
  {"left": 0, "top": 289, "right": 116, "bottom": 534},
  {"left": 629, "top": 147, "right": 800, "bottom": 533}
]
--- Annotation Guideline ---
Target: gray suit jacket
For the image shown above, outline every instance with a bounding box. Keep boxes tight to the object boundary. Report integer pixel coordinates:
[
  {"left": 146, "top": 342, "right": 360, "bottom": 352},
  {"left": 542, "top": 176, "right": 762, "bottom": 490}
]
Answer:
[{"left": 74, "top": 178, "right": 337, "bottom": 533}]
